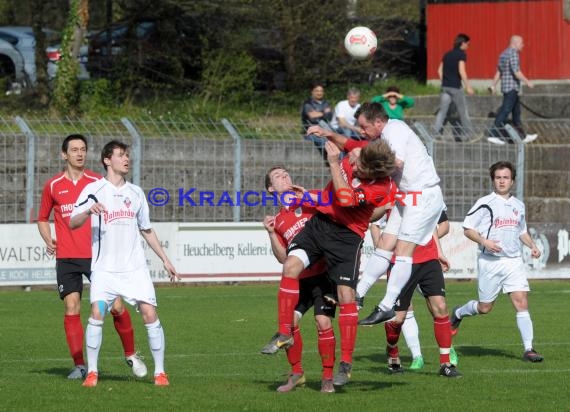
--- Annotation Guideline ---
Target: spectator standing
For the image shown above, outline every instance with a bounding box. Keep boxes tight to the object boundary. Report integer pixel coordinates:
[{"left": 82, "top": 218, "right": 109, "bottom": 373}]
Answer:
[
  {"left": 372, "top": 86, "right": 414, "bottom": 120},
  {"left": 487, "top": 35, "right": 538, "bottom": 145},
  {"left": 433, "top": 33, "right": 474, "bottom": 138}
]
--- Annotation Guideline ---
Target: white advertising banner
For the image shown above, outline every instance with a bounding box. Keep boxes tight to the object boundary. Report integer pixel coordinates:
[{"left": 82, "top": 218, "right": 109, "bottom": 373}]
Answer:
[{"left": 1, "top": 222, "right": 569, "bottom": 286}]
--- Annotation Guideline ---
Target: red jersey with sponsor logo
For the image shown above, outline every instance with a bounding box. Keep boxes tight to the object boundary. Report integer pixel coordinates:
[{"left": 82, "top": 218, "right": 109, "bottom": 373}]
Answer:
[
  {"left": 37, "top": 170, "right": 101, "bottom": 258},
  {"left": 274, "top": 204, "right": 326, "bottom": 279},
  {"left": 316, "top": 156, "right": 395, "bottom": 238}
]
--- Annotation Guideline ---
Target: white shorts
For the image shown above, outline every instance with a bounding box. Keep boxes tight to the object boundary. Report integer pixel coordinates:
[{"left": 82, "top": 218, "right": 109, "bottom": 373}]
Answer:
[
  {"left": 89, "top": 268, "right": 157, "bottom": 308},
  {"left": 383, "top": 185, "right": 444, "bottom": 246},
  {"left": 477, "top": 254, "right": 530, "bottom": 303}
]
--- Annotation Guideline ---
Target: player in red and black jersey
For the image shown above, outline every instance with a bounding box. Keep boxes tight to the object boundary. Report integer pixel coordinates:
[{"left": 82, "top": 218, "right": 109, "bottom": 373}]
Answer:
[
  {"left": 261, "top": 140, "right": 397, "bottom": 388},
  {"left": 262, "top": 166, "right": 337, "bottom": 393},
  {"left": 37, "top": 134, "right": 146, "bottom": 380}
]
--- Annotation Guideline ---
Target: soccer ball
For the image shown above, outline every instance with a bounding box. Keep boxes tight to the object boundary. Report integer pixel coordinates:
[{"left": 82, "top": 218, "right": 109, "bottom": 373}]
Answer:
[{"left": 344, "top": 26, "right": 377, "bottom": 60}]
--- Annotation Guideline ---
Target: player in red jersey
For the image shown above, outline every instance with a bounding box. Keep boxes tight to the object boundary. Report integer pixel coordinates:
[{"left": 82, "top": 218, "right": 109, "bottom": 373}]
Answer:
[
  {"left": 359, "top": 210, "right": 462, "bottom": 377},
  {"left": 262, "top": 166, "right": 337, "bottom": 393},
  {"left": 37, "top": 134, "right": 146, "bottom": 380},
  {"left": 261, "top": 140, "right": 397, "bottom": 388}
]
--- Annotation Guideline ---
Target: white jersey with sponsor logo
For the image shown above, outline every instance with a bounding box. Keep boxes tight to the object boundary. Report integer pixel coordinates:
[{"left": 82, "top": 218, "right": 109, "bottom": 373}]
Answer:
[
  {"left": 381, "top": 119, "right": 440, "bottom": 191},
  {"left": 463, "top": 192, "right": 527, "bottom": 258},
  {"left": 71, "top": 179, "right": 151, "bottom": 273}
]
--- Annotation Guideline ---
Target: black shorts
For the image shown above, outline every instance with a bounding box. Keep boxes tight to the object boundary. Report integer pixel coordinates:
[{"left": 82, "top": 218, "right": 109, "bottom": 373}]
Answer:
[
  {"left": 394, "top": 259, "right": 446, "bottom": 311},
  {"left": 295, "top": 274, "right": 336, "bottom": 318},
  {"left": 56, "top": 258, "right": 91, "bottom": 300},
  {"left": 288, "top": 213, "right": 362, "bottom": 288}
]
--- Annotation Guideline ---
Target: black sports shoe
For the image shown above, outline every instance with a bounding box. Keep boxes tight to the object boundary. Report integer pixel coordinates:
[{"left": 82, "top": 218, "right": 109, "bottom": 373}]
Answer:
[
  {"left": 355, "top": 294, "right": 364, "bottom": 311},
  {"left": 260, "top": 332, "right": 293, "bottom": 354},
  {"left": 439, "top": 363, "right": 462, "bottom": 378},
  {"left": 387, "top": 357, "right": 404, "bottom": 374},
  {"left": 333, "top": 361, "right": 352, "bottom": 386},
  {"left": 358, "top": 307, "right": 395, "bottom": 326},
  {"left": 523, "top": 348, "right": 544, "bottom": 362},
  {"left": 450, "top": 305, "right": 462, "bottom": 335}
]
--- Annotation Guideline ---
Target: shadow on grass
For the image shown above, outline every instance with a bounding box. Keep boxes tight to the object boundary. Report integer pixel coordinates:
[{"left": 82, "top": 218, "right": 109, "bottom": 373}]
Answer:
[
  {"left": 259, "top": 378, "right": 408, "bottom": 393},
  {"left": 454, "top": 345, "right": 518, "bottom": 360},
  {"left": 37, "top": 368, "right": 136, "bottom": 383}
]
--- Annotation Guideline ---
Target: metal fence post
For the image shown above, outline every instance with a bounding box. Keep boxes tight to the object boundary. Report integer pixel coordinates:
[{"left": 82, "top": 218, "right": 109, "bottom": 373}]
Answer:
[
  {"left": 413, "top": 121, "right": 434, "bottom": 156},
  {"left": 120, "top": 118, "right": 142, "bottom": 186},
  {"left": 505, "top": 124, "right": 524, "bottom": 199},
  {"left": 14, "top": 116, "right": 35, "bottom": 223},
  {"left": 221, "top": 118, "right": 241, "bottom": 222}
]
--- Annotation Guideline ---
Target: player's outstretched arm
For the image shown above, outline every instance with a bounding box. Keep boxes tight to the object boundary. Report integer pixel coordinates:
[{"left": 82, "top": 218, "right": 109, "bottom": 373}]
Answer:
[{"left": 140, "top": 228, "right": 180, "bottom": 282}]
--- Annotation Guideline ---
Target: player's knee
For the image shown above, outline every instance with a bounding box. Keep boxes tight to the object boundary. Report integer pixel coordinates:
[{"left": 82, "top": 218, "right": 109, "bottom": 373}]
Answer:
[
  {"left": 96, "top": 300, "right": 108, "bottom": 318},
  {"left": 86, "top": 317, "right": 104, "bottom": 349},
  {"left": 478, "top": 303, "right": 493, "bottom": 314},
  {"left": 109, "top": 298, "right": 125, "bottom": 316},
  {"left": 315, "top": 315, "right": 332, "bottom": 331},
  {"left": 145, "top": 320, "right": 163, "bottom": 351}
]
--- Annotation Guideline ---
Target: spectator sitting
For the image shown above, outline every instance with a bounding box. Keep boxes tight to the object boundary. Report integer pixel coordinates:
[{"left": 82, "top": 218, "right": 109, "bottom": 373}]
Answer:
[
  {"left": 371, "top": 86, "right": 415, "bottom": 120},
  {"left": 330, "top": 87, "right": 362, "bottom": 139},
  {"left": 302, "top": 82, "right": 333, "bottom": 158}
]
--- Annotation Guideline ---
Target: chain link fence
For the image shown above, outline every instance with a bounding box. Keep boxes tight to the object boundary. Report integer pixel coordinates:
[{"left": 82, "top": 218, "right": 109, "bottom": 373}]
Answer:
[{"left": 0, "top": 115, "right": 568, "bottom": 224}]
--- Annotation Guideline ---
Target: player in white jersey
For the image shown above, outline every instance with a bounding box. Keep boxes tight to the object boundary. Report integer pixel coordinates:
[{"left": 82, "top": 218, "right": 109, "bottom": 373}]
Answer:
[
  {"left": 70, "top": 140, "right": 180, "bottom": 386},
  {"left": 309, "top": 102, "right": 444, "bottom": 325},
  {"left": 450, "top": 161, "right": 543, "bottom": 362}
]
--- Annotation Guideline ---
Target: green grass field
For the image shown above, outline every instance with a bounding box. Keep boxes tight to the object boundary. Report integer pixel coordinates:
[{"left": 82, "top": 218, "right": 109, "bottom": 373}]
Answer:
[{"left": 1, "top": 280, "right": 569, "bottom": 411}]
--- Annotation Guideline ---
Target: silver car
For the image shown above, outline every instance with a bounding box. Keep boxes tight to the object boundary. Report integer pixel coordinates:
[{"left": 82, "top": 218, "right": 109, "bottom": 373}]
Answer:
[{"left": 0, "top": 26, "right": 88, "bottom": 88}]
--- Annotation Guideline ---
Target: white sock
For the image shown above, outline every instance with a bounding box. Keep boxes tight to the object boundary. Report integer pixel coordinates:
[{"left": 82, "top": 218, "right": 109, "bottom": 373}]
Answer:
[
  {"left": 379, "top": 256, "right": 413, "bottom": 310},
  {"left": 401, "top": 311, "right": 422, "bottom": 359},
  {"left": 356, "top": 248, "right": 393, "bottom": 297},
  {"left": 516, "top": 311, "right": 534, "bottom": 351},
  {"left": 146, "top": 319, "right": 166, "bottom": 375},
  {"left": 85, "top": 317, "right": 104, "bottom": 374},
  {"left": 456, "top": 300, "right": 479, "bottom": 319}
]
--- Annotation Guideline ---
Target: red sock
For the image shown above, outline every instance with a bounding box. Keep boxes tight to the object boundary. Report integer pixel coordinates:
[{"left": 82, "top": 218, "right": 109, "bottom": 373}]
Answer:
[
  {"left": 278, "top": 277, "right": 299, "bottom": 336},
  {"left": 434, "top": 315, "right": 452, "bottom": 364},
  {"left": 318, "top": 327, "right": 336, "bottom": 380},
  {"left": 64, "top": 314, "right": 85, "bottom": 366},
  {"left": 385, "top": 320, "right": 402, "bottom": 358},
  {"left": 339, "top": 303, "right": 358, "bottom": 364},
  {"left": 113, "top": 309, "right": 135, "bottom": 357},
  {"left": 286, "top": 326, "right": 303, "bottom": 374}
]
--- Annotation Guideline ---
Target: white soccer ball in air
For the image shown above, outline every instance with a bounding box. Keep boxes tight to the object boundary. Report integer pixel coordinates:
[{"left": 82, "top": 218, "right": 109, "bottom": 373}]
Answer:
[{"left": 344, "top": 26, "right": 377, "bottom": 60}]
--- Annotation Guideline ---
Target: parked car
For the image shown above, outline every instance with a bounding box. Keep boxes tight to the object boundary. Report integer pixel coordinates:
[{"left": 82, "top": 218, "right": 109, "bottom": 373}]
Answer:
[
  {"left": 0, "top": 37, "right": 26, "bottom": 90},
  {"left": 0, "top": 26, "right": 88, "bottom": 89}
]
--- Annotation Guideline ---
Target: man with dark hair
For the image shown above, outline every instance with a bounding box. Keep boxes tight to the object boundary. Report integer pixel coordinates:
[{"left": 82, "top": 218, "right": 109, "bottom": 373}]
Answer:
[
  {"left": 70, "top": 140, "right": 179, "bottom": 387},
  {"left": 37, "top": 134, "right": 146, "bottom": 380},
  {"left": 450, "top": 161, "right": 543, "bottom": 362},
  {"left": 433, "top": 33, "right": 474, "bottom": 138},
  {"left": 261, "top": 140, "right": 396, "bottom": 389}
]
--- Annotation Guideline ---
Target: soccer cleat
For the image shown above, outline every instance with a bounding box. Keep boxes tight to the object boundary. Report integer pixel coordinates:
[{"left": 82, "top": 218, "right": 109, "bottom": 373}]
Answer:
[
  {"left": 67, "top": 365, "right": 87, "bottom": 380},
  {"left": 487, "top": 137, "right": 506, "bottom": 145},
  {"left": 82, "top": 371, "right": 98, "bottom": 387},
  {"left": 126, "top": 352, "right": 148, "bottom": 378},
  {"left": 276, "top": 373, "right": 305, "bottom": 392},
  {"left": 333, "top": 361, "right": 352, "bottom": 386},
  {"left": 450, "top": 305, "right": 462, "bottom": 336},
  {"left": 355, "top": 294, "right": 364, "bottom": 311},
  {"left": 439, "top": 364, "right": 462, "bottom": 378},
  {"left": 523, "top": 134, "right": 538, "bottom": 143},
  {"left": 523, "top": 348, "right": 544, "bottom": 363},
  {"left": 387, "top": 357, "right": 404, "bottom": 374},
  {"left": 320, "top": 379, "right": 335, "bottom": 393},
  {"left": 261, "top": 332, "right": 294, "bottom": 354},
  {"left": 409, "top": 356, "right": 424, "bottom": 370},
  {"left": 358, "top": 307, "right": 395, "bottom": 326},
  {"left": 450, "top": 346, "right": 459, "bottom": 366},
  {"left": 154, "top": 372, "right": 170, "bottom": 386}
]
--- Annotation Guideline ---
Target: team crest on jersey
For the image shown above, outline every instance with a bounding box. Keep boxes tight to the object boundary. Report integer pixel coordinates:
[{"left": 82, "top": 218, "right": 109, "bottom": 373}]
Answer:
[
  {"left": 513, "top": 208, "right": 519, "bottom": 216},
  {"left": 124, "top": 197, "right": 131, "bottom": 208},
  {"left": 351, "top": 178, "right": 361, "bottom": 188},
  {"left": 294, "top": 207, "right": 302, "bottom": 217}
]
